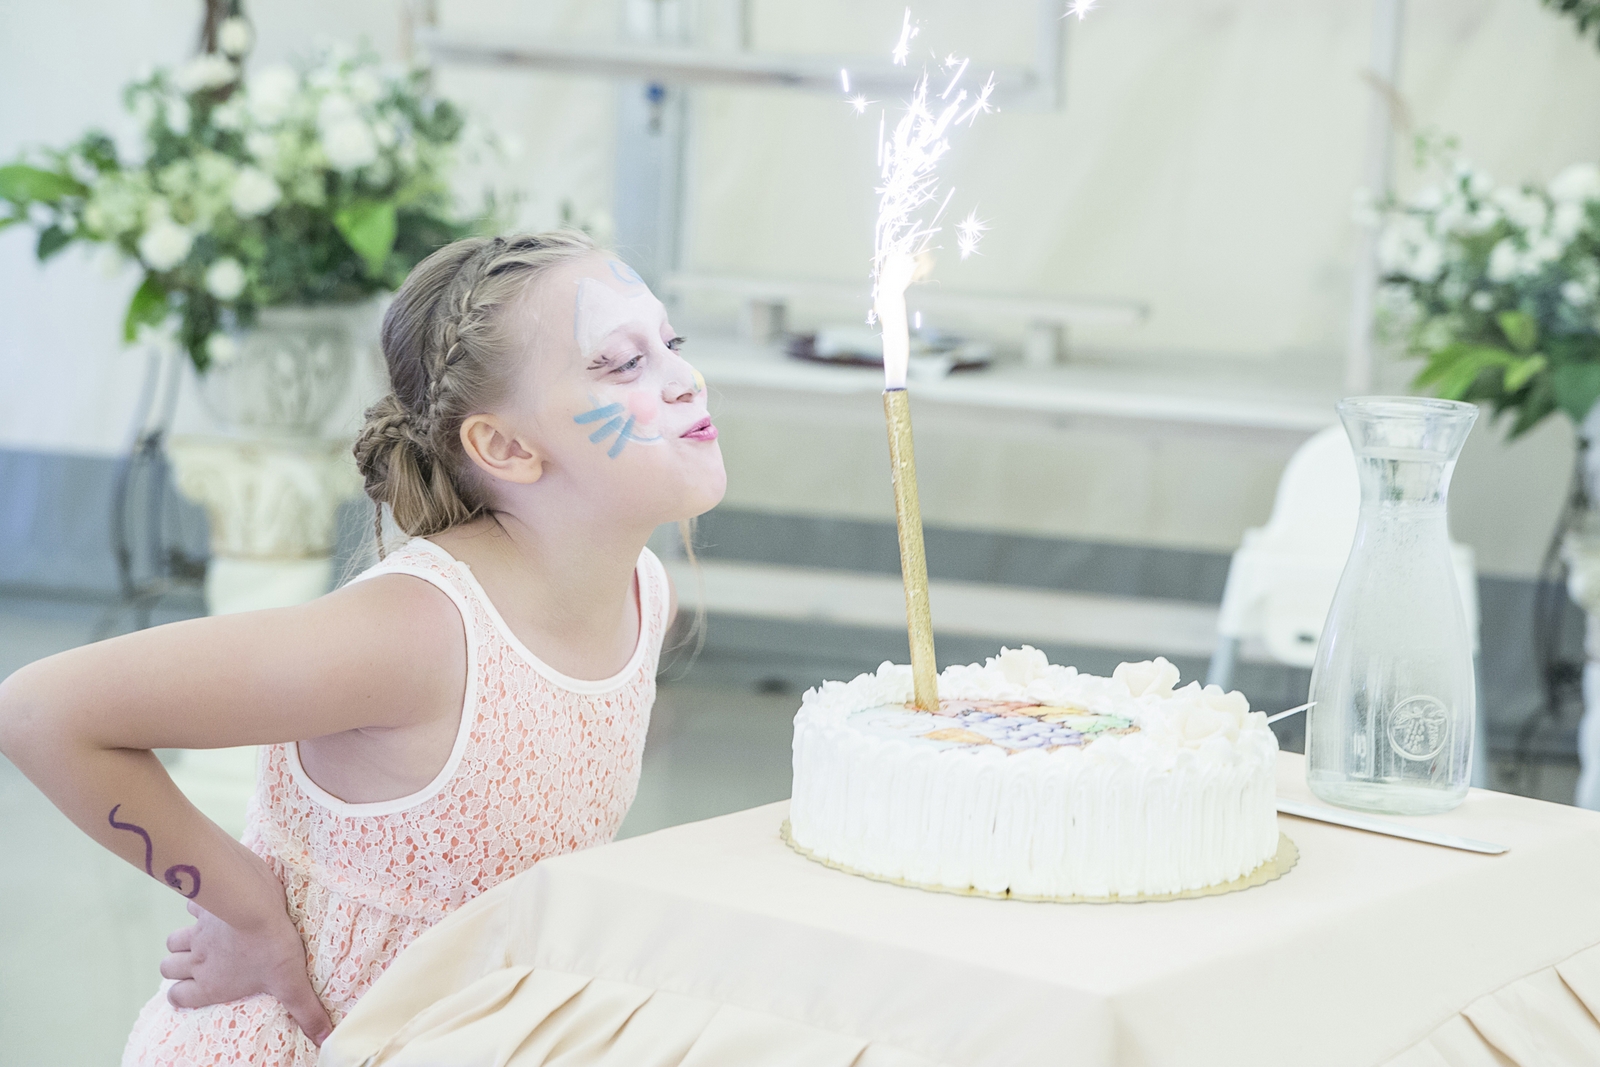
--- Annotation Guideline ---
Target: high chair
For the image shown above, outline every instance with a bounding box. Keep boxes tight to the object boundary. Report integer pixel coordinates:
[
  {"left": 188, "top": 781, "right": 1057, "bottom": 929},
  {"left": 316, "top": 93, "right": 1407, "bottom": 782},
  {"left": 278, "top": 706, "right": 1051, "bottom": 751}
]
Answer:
[{"left": 1206, "top": 425, "right": 1486, "bottom": 785}]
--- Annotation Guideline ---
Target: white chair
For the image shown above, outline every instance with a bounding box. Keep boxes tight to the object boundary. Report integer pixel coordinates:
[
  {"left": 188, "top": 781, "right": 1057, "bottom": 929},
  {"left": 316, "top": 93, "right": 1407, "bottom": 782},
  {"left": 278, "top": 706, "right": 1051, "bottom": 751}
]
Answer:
[{"left": 1207, "top": 425, "right": 1487, "bottom": 785}]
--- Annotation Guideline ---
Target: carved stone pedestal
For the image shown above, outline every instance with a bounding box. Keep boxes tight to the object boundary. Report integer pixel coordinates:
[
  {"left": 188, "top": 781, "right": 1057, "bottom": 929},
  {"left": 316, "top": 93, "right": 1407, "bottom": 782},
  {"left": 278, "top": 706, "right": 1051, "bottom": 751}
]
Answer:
[
  {"left": 1564, "top": 530, "right": 1600, "bottom": 810},
  {"left": 168, "top": 435, "right": 364, "bottom": 616}
]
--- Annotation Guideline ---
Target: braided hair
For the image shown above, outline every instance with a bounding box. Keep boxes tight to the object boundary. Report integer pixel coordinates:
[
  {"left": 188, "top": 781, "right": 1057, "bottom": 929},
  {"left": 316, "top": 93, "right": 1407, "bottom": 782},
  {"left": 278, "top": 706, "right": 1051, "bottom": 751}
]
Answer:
[{"left": 353, "top": 230, "right": 599, "bottom": 556}]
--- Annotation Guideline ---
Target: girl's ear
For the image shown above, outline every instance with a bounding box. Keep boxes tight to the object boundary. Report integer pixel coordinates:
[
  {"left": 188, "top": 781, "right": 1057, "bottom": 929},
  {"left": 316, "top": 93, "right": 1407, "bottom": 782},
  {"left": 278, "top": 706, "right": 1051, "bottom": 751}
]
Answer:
[{"left": 460, "top": 413, "right": 544, "bottom": 485}]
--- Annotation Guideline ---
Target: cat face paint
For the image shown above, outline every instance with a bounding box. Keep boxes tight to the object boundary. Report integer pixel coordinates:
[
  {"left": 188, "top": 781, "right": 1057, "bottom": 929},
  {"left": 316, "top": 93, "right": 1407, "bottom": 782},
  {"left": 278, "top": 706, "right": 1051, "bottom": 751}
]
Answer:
[
  {"left": 570, "top": 260, "right": 677, "bottom": 458},
  {"left": 574, "top": 390, "right": 664, "bottom": 458},
  {"left": 572, "top": 268, "right": 656, "bottom": 357}
]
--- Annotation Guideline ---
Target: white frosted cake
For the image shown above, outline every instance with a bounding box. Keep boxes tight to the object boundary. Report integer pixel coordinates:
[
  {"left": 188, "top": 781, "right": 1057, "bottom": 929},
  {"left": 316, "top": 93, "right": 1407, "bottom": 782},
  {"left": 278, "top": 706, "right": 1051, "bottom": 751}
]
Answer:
[{"left": 788, "top": 647, "right": 1280, "bottom": 900}]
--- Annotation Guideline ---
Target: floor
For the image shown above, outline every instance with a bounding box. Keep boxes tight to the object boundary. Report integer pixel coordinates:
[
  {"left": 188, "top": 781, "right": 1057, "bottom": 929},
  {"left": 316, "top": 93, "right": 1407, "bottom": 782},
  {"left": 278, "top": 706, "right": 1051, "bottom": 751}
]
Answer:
[{"left": 0, "top": 592, "right": 1582, "bottom": 1066}]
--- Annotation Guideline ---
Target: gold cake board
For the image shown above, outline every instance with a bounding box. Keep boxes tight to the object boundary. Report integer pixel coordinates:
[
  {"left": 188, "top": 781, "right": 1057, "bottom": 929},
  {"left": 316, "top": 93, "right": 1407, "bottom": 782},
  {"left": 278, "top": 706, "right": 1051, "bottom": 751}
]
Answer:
[{"left": 779, "top": 821, "right": 1297, "bottom": 904}]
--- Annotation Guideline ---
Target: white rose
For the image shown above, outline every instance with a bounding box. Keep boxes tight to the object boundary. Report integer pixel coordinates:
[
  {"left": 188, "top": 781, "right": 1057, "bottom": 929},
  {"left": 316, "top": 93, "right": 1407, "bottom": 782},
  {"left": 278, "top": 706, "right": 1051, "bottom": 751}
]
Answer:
[
  {"left": 217, "top": 17, "right": 254, "bottom": 57},
  {"left": 1406, "top": 239, "right": 1444, "bottom": 282},
  {"left": 989, "top": 646, "right": 1050, "bottom": 686},
  {"left": 317, "top": 92, "right": 359, "bottom": 129},
  {"left": 1563, "top": 280, "right": 1592, "bottom": 306},
  {"left": 321, "top": 117, "right": 377, "bottom": 171},
  {"left": 230, "top": 167, "right": 281, "bottom": 216},
  {"left": 347, "top": 70, "right": 384, "bottom": 105},
  {"left": 248, "top": 65, "right": 299, "bottom": 125},
  {"left": 211, "top": 99, "right": 246, "bottom": 132},
  {"left": 1493, "top": 188, "right": 1548, "bottom": 233},
  {"left": 1151, "top": 683, "right": 1249, "bottom": 749},
  {"left": 1550, "top": 163, "right": 1600, "bottom": 205},
  {"left": 137, "top": 218, "right": 194, "bottom": 271},
  {"left": 1464, "top": 204, "right": 1500, "bottom": 234},
  {"left": 1433, "top": 201, "right": 1466, "bottom": 235},
  {"left": 1468, "top": 170, "right": 1494, "bottom": 198},
  {"left": 205, "top": 257, "right": 247, "bottom": 300},
  {"left": 1470, "top": 291, "right": 1495, "bottom": 312},
  {"left": 1113, "top": 657, "right": 1180, "bottom": 698},
  {"left": 245, "top": 131, "right": 278, "bottom": 166},
  {"left": 1487, "top": 240, "right": 1519, "bottom": 283},
  {"left": 1411, "top": 185, "right": 1443, "bottom": 211},
  {"left": 1528, "top": 236, "right": 1564, "bottom": 266},
  {"left": 173, "top": 54, "right": 238, "bottom": 94},
  {"left": 206, "top": 333, "right": 239, "bottom": 365},
  {"left": 1553, "top": 201, "right": 1587, "bottom": 245},
  {"left": 372, "top": 119, "right": 397, "bottom": 148}
]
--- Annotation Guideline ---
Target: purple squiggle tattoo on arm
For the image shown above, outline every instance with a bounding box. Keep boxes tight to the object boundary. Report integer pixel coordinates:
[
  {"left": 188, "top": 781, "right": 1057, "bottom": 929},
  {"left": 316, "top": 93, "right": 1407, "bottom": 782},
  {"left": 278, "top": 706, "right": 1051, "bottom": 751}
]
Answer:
[{"left": 108, "top": 804, "right": 202, "bottom": 899}]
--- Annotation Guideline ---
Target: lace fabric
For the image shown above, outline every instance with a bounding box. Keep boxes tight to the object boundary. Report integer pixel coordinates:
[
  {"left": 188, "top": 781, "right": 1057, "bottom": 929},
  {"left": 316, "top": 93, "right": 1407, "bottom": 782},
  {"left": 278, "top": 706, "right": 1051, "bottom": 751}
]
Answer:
[{"left": 123, "top": 538, "right": 667, "bottom": 1066}]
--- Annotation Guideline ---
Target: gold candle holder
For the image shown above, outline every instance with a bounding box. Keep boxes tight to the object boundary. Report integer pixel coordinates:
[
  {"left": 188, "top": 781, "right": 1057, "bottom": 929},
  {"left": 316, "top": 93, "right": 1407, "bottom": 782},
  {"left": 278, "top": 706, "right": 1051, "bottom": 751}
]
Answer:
[{"left": 883, "top": 387, "right": 940, "bottom": 711}]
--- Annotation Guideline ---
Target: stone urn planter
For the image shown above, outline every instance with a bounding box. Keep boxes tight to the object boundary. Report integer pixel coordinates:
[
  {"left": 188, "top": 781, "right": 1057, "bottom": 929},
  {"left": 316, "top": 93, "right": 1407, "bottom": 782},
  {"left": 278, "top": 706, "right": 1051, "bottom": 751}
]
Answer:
[{"left": 169, "top": 304, "right": 370, "bottom": 615}]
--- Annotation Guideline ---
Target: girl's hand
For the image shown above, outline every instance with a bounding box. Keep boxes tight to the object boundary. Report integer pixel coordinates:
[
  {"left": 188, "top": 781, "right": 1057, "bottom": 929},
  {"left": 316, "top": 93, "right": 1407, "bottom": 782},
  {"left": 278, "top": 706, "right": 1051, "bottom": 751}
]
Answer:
[{"left": 161, "top": 900, "right": 334, "bottom": 1047}]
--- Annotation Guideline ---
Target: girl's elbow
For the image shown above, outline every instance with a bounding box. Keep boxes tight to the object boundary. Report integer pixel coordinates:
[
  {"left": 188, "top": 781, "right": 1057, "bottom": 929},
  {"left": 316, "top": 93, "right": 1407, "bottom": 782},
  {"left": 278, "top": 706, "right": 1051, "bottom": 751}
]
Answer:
[{"left": 0, "top": 665, "right": 54, "bottom": 766}]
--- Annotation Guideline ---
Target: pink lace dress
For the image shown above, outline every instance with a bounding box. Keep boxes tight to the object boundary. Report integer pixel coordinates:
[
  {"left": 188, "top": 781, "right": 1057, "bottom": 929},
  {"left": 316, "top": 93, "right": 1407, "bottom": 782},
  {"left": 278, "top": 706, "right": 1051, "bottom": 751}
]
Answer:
[{"left": 123, "top": 537, "right": 667, "bottom": 1066}]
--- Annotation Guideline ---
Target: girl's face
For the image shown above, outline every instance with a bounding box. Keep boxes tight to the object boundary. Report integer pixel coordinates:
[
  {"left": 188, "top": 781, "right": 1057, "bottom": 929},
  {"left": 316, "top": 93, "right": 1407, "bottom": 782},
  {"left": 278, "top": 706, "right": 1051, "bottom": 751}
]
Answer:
[{"left": 498, "top": 253, "right": 726, "bottom": 526}]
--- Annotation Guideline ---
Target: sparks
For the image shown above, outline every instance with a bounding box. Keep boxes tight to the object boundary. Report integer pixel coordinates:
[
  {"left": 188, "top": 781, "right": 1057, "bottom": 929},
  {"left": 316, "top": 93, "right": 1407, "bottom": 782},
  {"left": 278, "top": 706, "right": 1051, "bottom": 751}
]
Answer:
[
  {"left": 940, "top": 57, "right": 969, "bottom": 99},
  {"left": 1065, "top": 0, "right": 1098, "bottom": 20},
  {"left": 849, "top": 93, "right": 873, "bottom": 115},
  {"left": 956, "top": 208, "right": 989, "bottom": 259},
  {"left": 865, "top": 14, "right": 996, "bottom": 387},
  {"left": 956, "top": 72, "right": 996, "bottom": 126},
  {"left": 891, "top": 8, "right": 915, "bottom": 66},
  {"left": 840, "top": 68, "right": 850, "bottom": 93}
]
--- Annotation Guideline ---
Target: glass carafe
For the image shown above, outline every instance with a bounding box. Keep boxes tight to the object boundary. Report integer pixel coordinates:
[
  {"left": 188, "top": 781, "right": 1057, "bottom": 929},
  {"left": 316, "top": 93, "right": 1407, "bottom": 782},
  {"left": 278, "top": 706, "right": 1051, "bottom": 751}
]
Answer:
[{"left": 1306, "top": 396, "right": 1477, "bottom": 815}]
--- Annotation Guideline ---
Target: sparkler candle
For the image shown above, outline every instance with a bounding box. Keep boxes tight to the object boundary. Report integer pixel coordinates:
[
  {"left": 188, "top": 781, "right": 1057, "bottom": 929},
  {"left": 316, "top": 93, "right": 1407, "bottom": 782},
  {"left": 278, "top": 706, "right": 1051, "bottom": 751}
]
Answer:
[{"left": 861, "top": 9, "right": 993, "bottom": 711}]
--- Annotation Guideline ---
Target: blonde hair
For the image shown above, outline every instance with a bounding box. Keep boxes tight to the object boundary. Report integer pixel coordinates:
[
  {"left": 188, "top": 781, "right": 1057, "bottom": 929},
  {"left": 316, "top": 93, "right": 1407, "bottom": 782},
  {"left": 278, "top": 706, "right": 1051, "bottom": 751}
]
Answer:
[{"left": 353, "top": 230, "right": 599, "bottom": 556}]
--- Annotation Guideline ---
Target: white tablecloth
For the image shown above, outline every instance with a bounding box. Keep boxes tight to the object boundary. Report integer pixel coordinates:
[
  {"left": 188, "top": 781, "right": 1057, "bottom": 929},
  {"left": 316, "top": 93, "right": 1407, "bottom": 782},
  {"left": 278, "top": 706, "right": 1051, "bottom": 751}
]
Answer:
[{"left": 322, "top": 754, "right": 1600, "bottom": 1067}]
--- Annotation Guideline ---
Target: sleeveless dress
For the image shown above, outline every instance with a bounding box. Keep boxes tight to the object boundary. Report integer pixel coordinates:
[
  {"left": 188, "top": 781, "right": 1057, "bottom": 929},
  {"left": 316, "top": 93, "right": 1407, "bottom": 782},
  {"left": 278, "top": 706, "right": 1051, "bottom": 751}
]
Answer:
[{"left": 123, "top": 537, "right": 668, "bottom": 1066}]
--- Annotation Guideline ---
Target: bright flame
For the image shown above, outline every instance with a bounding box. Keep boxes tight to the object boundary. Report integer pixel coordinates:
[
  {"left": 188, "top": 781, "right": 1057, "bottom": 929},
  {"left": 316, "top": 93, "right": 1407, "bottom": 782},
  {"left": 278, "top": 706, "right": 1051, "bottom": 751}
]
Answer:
[{"left": 853, "top": 11, "right": 994, "bottom": 388}]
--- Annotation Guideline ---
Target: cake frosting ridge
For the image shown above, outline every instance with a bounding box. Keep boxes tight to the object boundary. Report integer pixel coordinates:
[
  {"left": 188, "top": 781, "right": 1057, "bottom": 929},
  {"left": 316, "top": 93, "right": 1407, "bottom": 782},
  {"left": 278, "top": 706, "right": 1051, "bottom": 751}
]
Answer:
[{"left": 788, "top": 646, "right": 1279, "bottom": 899}]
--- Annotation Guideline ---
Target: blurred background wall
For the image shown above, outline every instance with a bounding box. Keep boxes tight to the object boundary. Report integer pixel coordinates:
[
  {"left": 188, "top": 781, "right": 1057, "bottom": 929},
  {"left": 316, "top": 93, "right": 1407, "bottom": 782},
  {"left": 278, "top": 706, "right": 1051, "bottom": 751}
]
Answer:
[
  {"left": 3, "top": 0, "right": 1598, "bottom": 750},
  {"left": 5, "top": 0, "right": 1595, "bottom": 571}
]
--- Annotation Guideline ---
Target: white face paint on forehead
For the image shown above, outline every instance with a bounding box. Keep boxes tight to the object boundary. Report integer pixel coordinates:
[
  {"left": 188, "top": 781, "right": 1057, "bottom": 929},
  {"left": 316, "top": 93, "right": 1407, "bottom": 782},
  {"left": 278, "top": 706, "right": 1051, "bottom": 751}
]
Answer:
[{"left": 572, "top": 260, "right": 660, "bottom": 358}]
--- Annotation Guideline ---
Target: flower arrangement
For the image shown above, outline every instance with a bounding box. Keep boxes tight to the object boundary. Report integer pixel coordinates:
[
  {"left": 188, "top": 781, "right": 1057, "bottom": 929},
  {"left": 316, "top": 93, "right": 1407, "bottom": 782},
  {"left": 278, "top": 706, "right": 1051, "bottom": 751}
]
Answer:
[
  {"left": 0, "top": 19, "right": 504, "bottom": 371},
  {"left": 1373, "top": 142, "right": 1600, "bottom": 438}
]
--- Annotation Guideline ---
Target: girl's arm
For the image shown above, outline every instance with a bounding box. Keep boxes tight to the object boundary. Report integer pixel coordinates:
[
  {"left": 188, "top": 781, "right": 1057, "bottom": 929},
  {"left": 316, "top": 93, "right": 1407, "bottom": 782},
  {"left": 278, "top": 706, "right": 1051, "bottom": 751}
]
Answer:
[{"left": 0, "top": 574, "right": 464, "bottom": 1031}]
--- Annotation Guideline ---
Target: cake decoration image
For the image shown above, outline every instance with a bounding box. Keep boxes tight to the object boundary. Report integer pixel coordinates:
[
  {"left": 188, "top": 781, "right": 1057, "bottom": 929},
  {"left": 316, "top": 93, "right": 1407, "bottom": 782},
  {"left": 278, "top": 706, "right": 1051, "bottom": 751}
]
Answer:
[{"left": 849, "top": 699, "right": 1138, "bottom": 752}]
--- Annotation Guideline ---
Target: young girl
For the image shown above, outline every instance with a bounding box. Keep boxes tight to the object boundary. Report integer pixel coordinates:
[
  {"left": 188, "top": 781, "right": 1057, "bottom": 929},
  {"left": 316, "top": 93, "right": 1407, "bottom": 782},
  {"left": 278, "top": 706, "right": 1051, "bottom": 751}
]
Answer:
[{"left": 0, "top": 230, "right": 726, "bottom": 1065}]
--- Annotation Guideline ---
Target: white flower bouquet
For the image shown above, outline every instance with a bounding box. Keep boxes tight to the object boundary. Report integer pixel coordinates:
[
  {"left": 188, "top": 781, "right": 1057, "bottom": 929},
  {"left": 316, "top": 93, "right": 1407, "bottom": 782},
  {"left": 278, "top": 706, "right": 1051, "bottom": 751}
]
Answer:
[
  {"left": 0, "top": 21, "right": 505, "bottom": 371},
  {"left": 1373, "top": 141, "right": 1600, "bottom": 437}
]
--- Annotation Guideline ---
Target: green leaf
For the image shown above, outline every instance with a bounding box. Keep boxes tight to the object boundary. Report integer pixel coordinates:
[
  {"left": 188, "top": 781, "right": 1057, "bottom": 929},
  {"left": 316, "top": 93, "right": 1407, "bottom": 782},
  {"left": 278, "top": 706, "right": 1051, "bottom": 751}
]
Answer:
[
  {"left": 1551, "top": 361, "right": 1600, "bottom": 425},
  {"left": 35, "top": 225, "right": 71, "bottom": 261},
  {"left": 1413, "top": 345, "right": 1513, "bottom": 399},
  {"left": 0, "top": 213, "right": 22, "bottom": 233},
  {"left": 1498, "top": 310, "right": 1539, "bottom": 354},
  {"left": 1503, "top": 354, "right": 1547, "bottom": 393},
  {"left": 0, "top": 164, "right": 86, "bottom": 205},
  {"left": 334, "top": 200, "right": 398, "bottom": 278},
  {"left": 122, "top": 274, "right": 169, "bottom": 343}
]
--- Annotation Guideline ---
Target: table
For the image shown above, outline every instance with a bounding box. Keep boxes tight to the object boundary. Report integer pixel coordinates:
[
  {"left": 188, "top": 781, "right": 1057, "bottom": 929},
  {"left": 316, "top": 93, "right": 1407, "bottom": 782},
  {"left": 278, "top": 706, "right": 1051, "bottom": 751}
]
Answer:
[{"left": 321, "top": 754, "right": 1600, "bottom": 1067}]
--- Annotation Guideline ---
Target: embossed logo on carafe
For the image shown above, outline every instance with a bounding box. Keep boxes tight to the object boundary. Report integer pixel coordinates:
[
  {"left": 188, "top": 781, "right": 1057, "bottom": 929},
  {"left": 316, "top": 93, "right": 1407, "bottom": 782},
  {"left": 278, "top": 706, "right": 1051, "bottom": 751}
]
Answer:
[{"left": 1387, "top": 696, "right": 1449, "bottom": 761}]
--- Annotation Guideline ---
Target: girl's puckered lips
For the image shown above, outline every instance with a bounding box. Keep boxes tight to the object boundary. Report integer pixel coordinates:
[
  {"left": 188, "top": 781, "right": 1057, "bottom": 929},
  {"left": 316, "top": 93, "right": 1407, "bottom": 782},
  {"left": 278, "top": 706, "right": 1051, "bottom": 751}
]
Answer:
[{"left": 681, "top": 417, "right": 717, "bottom": 441}]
